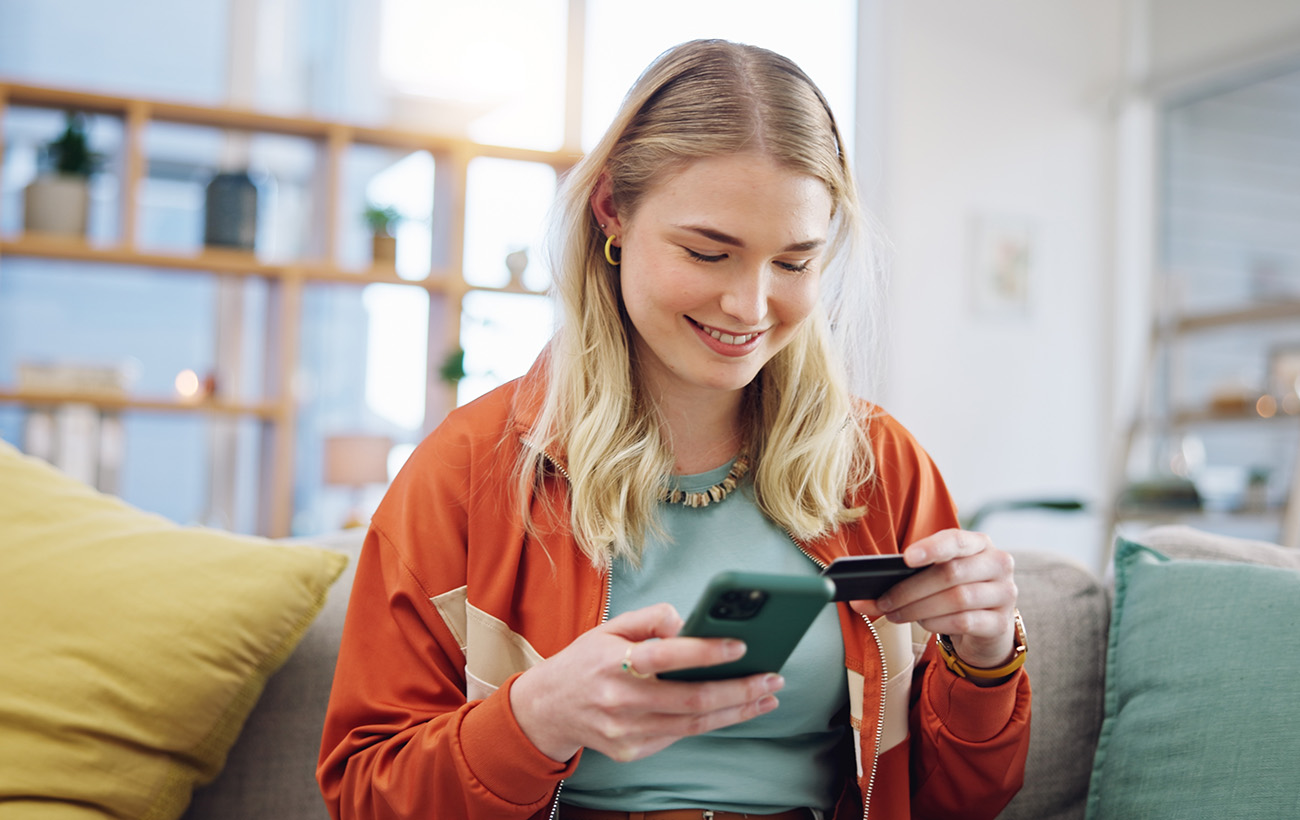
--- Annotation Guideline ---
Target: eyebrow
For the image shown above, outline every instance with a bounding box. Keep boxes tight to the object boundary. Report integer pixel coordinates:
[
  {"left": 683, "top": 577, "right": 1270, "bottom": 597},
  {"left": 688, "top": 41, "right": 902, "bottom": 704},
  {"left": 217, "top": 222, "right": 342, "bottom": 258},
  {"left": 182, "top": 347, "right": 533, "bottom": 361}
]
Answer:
[{"left": 676, "top": 224, "right": 825, "bottom": 253}]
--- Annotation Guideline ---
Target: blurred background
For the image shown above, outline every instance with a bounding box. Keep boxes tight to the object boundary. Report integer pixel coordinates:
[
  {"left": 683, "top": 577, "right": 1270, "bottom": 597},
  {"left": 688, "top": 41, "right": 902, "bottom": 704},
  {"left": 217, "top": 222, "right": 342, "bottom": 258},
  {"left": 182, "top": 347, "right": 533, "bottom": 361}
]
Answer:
[{"left": 1, "top": 0, "right": 1297, "bottom": 571}]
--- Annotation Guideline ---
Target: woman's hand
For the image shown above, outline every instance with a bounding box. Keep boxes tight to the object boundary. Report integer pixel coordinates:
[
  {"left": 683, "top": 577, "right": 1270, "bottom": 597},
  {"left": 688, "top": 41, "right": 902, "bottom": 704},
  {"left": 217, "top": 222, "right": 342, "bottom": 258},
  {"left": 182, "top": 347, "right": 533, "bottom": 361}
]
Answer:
[
  {"left": 508, "top": 603, "right": 785, "bottom": 763},
  {"left": 851, "top": 529, "right": 1018, "bottom": 670}
]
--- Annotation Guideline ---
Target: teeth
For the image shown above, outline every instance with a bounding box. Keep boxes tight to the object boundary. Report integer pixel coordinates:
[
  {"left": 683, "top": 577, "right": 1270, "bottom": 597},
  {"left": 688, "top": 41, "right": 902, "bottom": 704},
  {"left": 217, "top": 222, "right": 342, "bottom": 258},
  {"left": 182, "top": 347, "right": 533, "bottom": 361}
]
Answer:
[{"left": 705, "top": 326, "right": 757, "bottom": 345}]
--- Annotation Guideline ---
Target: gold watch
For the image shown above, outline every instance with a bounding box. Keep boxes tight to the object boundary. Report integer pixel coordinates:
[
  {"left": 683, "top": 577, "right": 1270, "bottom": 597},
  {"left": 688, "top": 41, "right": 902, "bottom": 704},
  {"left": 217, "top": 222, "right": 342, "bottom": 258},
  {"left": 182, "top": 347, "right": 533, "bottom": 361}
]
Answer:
[{"left": 936, "top": 609, "right": 1027, "bottom": 681}]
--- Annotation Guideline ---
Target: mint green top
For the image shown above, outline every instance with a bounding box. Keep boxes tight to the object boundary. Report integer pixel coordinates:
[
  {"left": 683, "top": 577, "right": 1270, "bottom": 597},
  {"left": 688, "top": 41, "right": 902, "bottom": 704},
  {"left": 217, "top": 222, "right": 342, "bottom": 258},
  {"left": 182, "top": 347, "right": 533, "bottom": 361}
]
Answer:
[{"left": 561, "top": 460, "right": 848, "bottom": 813}]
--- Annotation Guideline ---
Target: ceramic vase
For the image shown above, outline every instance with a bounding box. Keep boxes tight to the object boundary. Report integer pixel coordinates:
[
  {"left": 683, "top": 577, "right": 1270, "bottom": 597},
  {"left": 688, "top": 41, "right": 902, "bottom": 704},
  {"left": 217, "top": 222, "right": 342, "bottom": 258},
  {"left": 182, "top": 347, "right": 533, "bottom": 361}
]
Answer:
[{"left": 23, "top": 174, "right": 90, "bottom": 236}]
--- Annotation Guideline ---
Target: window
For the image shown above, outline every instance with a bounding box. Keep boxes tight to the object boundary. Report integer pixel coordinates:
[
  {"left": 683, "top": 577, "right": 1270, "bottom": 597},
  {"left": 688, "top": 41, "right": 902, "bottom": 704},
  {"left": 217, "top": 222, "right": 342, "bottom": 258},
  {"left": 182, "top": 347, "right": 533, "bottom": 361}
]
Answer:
[{"left": 379, "top": 0, "right": 569, "bottom": 150}]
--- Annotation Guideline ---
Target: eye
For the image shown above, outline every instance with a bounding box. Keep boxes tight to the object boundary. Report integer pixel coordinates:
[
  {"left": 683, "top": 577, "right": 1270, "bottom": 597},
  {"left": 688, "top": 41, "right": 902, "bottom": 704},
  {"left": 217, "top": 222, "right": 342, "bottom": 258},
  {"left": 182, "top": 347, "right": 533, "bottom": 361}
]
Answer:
[
  {"left": 775, "top": 259, "right": 812, "bottom": 273},
  {"left": 685, "top": 248, "right": 726, "bottom": 263}
]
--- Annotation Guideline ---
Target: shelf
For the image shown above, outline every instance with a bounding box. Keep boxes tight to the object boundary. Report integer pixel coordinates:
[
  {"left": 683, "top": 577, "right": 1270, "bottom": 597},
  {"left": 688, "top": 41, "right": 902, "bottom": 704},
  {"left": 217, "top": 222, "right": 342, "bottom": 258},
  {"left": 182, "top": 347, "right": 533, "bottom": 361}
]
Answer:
[
  {"left": 1169, "top": 408, "right": 1300, "bottom": 426},
  {"left": 0, "top": 389, "right": 282, "bottom": 419},
  {"left": 1170, "top": 301, "right": 1300, "bottom": 334},
  {"left": 0, "top": 80, "right": 581, "bottom": 169},
  {"left": 0, "top": 235, "right": 285, "bottom": 278},
  {"left": 1114, "top": 506, "right": 1284, "bottom": 526},
  {"left": 0, "top": 235, "right": 555, "bottom": 298},
  {"left": 0, "top": 235, "right": 452, "bottom": 289}
]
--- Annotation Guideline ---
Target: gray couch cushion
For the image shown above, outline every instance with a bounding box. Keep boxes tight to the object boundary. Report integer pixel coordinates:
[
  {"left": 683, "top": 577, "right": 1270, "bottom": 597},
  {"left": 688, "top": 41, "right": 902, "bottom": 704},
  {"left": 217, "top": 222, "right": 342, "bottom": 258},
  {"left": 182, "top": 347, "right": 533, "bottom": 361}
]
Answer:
[
  {"left": 183, "top": 529, "right": 364, "bottom": 820},
  {"left": 1139, "top": 525, "right": 1300, "bottom": 570},
  {"left": 997, "top": 551, "right": 1109, "bottom": 820}
]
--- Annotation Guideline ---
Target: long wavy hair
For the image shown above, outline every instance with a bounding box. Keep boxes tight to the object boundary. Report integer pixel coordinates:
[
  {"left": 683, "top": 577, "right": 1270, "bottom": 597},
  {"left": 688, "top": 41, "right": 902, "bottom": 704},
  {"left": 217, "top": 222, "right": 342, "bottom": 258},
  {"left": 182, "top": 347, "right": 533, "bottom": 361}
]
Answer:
[{"left": 520, "top": 39, "right": 887, "bottom": 568}]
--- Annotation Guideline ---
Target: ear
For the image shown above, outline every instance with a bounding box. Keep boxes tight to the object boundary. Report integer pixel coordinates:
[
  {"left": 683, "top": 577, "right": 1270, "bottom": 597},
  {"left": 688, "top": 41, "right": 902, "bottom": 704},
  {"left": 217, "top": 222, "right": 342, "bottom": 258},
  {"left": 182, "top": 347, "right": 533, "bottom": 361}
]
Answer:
[{"left": 589, "top": 172, "right": 623, "bottom": 237}]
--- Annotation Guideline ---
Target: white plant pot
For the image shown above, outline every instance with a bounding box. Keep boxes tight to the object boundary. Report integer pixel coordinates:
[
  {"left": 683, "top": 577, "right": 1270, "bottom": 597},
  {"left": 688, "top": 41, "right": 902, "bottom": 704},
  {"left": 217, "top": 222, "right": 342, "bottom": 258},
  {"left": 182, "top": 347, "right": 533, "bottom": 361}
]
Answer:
[{"left": 24, "top": 174, "right": 90, "bottom": 237}]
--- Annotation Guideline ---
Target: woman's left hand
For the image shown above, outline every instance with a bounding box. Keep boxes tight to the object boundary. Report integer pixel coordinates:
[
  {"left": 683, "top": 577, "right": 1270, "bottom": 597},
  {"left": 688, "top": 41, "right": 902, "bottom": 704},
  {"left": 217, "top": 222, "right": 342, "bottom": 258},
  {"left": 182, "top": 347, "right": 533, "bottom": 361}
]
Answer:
[{"left": 850, "top": 529, "right": 1017, "bottom": 669}]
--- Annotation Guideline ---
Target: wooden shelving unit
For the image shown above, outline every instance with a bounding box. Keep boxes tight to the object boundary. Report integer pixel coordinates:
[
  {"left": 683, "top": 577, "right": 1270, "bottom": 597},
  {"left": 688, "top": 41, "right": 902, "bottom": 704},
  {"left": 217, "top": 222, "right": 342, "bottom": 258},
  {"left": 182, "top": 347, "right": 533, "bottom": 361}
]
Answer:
[
  {"left": 0, "top": 389, "right": 280, "bottom": 419},
  {"left": 0, "top": 81, "right": 578, "bottom": 536},
  {"left": 1112, "top": 302, "right": 1300, "bottom": 551},
  {"left": 1174, "top": 302, "right": 1300, "bottom": 334}
]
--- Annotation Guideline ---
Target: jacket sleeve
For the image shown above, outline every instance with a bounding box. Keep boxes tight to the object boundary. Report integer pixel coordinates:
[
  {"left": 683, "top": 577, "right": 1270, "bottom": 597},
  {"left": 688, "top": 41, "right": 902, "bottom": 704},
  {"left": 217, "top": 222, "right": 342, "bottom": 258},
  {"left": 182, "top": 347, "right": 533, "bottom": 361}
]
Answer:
[
  {"left": 315, "top": 422, "right": 577, "bottom": 820},
  {"left": 869, "top": 412, "right": 1032, "bottom": 819},
  {"left": 909, "top": 653, "right": 1031, "bottom": 819}
]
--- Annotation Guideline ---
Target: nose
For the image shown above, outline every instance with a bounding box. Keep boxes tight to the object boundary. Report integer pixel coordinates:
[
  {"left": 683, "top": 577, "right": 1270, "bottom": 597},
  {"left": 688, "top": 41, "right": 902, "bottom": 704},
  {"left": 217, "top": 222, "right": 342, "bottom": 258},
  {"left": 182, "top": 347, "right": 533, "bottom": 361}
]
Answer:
[{"left": 719, "top": 266, "right": 768, "bottom": 327}]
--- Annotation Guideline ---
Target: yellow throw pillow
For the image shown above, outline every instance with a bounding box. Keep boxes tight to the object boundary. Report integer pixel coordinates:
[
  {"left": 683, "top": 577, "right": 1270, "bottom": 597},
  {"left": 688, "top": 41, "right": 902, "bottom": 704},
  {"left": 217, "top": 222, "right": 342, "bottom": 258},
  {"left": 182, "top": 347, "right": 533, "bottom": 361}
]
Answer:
[{"left": 0, "top": 439, "right": 347, "bottom": 819}]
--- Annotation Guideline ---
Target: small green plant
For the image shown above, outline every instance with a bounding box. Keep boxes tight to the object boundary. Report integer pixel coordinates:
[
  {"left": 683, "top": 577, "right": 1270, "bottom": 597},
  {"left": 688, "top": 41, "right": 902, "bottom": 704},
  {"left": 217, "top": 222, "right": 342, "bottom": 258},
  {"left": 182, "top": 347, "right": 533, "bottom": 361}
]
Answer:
[
  {"left": 362, "top": 204, "right": 403, "bottom": 237},
  {"left": 438, "top": 347, "right": 466, "bottom": 385},
  {"left": 40, "top": 112, "right": 102, "bottom": 177}
]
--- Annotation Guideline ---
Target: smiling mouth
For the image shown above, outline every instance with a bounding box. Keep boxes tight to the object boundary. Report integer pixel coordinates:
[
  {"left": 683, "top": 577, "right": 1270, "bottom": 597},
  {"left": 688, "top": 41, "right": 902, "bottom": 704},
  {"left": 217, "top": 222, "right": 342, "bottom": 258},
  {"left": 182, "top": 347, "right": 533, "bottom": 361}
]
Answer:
[{"left": 690, "top": 319, "right": 762, "bottom": 345}]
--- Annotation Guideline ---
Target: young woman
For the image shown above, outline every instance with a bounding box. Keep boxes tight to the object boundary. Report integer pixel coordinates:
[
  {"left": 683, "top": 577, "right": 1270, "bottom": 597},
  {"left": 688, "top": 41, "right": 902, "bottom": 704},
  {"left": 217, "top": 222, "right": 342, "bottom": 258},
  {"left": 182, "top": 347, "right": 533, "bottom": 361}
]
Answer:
[{"left": 318, "top": 39, "right": 1030, "bottom": 820}]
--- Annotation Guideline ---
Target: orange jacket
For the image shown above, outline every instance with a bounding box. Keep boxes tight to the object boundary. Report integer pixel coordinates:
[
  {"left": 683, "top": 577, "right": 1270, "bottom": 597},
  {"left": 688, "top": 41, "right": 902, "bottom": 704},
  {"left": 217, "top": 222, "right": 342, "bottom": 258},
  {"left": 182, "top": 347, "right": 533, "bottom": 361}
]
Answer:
[{"left": 318, "top": 366, "right": 1030, "bottom": 820}]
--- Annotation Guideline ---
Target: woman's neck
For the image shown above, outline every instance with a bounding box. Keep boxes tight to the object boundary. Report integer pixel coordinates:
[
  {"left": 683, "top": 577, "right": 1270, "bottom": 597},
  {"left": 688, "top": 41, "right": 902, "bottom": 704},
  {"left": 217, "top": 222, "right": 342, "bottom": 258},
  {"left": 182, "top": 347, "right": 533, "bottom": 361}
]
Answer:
[{"left": 655, "top": 390, "right": 746, "bottom": 475}]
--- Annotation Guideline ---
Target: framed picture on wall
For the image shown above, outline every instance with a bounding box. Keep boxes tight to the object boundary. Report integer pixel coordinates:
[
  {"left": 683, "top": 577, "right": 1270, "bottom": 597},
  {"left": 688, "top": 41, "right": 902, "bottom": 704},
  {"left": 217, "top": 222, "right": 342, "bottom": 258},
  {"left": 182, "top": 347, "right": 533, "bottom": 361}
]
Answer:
[{"left": 968, "top": 212, "right": 1034, "bottom": 318}]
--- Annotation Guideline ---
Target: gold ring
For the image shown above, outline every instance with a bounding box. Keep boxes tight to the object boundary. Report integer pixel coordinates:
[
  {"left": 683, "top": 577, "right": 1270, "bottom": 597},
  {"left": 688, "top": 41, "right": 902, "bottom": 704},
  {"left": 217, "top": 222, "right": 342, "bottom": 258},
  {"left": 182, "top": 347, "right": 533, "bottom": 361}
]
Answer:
[{"left": 621, "top": 645, "right": 652, "bottom": 679}]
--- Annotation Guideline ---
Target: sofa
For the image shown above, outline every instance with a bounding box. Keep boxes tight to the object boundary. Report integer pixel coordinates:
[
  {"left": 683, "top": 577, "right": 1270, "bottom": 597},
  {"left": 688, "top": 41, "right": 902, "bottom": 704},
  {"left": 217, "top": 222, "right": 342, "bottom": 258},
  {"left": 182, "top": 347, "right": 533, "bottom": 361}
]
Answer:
[
  {"left": 183, "top": 524, "right": 1300, "bottom": 820},
  {"left": 3, "top": 437, "right": 1297, "bottom": 819}
]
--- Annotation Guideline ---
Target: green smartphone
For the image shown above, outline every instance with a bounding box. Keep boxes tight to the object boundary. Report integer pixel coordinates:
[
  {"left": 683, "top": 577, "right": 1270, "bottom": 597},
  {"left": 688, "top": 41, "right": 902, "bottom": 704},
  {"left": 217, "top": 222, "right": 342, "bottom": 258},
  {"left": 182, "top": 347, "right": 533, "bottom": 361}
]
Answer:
[{"left": 658, "top": 570, "right": 835, "bottom": 682}]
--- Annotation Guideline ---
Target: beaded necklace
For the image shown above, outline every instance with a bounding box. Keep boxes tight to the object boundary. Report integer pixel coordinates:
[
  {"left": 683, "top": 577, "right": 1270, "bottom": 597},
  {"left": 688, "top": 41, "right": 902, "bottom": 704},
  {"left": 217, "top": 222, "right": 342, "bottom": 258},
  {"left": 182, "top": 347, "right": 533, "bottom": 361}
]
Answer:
[{"left": 658, "top": 455, "right": 751, "bottom": 508}]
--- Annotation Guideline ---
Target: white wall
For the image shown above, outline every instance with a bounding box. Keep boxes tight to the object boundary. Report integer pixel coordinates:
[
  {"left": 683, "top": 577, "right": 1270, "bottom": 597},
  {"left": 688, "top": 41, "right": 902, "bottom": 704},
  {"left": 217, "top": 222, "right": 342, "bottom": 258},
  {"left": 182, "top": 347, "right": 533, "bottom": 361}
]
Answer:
[
  {"left": 864, "top": 0, "right": 1126, "bottom": 569},
  {"left": 0, "top": 0, "right": 228, "bottom": 101},
  {"left": 862, "top": 0, "right": 1300, "bottom": 571}
]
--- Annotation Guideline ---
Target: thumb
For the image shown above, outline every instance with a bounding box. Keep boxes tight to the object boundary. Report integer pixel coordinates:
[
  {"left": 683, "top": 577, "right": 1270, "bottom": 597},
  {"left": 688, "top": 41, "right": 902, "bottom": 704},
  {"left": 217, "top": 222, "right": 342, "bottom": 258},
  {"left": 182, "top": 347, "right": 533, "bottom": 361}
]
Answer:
[
  {"left": 851, "top": 599, "right": 885, "bottom": 620},
  {"left": 603, "top": 602, "right": 684, "bottom": 642}
]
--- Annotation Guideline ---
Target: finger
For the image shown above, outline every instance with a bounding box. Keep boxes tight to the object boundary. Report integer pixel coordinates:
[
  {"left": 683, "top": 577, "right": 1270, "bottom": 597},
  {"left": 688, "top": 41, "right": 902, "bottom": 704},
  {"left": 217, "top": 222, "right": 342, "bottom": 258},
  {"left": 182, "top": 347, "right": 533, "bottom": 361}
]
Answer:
[
  {"left": 644, "top": 689, "right": 782, "bottom": 742},
  {"left": 882, "top": 579, "right": 1018, "bottom": 629},
  {"left": 597, "top": 689, "right": 781, "bottom": 763},
  {"left": 646, "top": 671, "right": 785, "bottom": 716},
  {"left": 850, "top": 599, "right": 885, "bottom": 619},
  {"left": 600, "top": 692, "right": 780, "bottom": 762},
  {"left": 904, "top": 529, "right": 992, "bottom": 566},
  {"left": 879, "top": 548, "right": 1014, "bottom": 613},
  {"left": 916, "top": 607, "right": 1016, "bottom": 642},
  {"left": 603, "top": 602, "right": 684, "bottom": 642},
  {"left": 635, "top": 634, "right": 747, "bottom": 677},
  {"left": 588, "top": 675, "right": 784, "bottom": 762}
]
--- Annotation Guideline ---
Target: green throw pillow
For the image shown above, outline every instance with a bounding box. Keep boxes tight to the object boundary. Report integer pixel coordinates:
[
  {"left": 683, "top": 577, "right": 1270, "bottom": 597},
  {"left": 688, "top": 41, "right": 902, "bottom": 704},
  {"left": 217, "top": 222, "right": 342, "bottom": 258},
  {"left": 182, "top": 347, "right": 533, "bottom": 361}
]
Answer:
[
  {"left": 0, "top": 439, "right": 347, "bottom": 819},
  {"left": 1085, "top": 537, "right": 1300, "bottom": 819}
]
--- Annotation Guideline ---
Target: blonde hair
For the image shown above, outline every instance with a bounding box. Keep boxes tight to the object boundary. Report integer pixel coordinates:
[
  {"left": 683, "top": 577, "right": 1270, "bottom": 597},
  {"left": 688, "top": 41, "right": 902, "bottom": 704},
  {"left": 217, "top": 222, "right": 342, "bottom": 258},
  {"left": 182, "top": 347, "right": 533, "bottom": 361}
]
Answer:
[{"left": 522, "top": 39, "right": 886, "bottom": 568}]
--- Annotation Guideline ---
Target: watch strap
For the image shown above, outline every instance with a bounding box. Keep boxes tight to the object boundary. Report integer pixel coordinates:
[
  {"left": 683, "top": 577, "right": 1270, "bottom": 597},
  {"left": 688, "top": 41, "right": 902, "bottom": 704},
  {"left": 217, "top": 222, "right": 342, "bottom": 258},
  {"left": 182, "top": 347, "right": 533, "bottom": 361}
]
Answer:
[{"left": 936, "top": 609, "right": 1027, "bottom": 680}]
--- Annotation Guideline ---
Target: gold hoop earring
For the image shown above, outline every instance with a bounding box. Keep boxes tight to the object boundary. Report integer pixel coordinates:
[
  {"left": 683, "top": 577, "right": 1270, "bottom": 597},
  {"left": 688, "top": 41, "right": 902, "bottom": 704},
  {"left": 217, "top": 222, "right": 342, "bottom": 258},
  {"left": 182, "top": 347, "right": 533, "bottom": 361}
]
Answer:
[{"left": 604, "top": 234, "right": 621, "bottom": 266}]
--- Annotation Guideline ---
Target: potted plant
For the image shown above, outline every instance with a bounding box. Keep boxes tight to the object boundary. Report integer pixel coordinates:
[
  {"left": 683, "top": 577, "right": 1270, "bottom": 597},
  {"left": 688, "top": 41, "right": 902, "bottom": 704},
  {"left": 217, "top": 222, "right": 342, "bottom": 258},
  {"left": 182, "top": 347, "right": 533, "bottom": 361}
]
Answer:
[
  {"left": 24, "top": 112, "right": 103, "bottom": 237},
  {"left": 363, "top": 204, "right": 402, "bottom": 266},
  {"left": 438, "top": 347, "right": 466, "bottom": 386}
]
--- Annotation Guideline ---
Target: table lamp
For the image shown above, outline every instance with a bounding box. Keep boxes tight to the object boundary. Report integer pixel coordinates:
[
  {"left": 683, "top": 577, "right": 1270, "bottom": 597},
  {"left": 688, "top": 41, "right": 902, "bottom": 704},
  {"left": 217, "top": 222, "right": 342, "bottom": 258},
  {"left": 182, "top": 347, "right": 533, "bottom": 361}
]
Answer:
[{"left": 323, "top": 433, "right": 392, "bottom": 529}]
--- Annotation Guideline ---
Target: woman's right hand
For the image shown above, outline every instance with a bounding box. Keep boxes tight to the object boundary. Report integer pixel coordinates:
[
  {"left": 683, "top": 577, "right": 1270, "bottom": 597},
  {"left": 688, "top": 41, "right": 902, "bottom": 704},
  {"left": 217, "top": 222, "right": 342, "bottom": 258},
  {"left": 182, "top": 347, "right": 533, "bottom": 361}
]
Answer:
[{"left": 508, "top": 603, "right": 786, "bottom": 763}]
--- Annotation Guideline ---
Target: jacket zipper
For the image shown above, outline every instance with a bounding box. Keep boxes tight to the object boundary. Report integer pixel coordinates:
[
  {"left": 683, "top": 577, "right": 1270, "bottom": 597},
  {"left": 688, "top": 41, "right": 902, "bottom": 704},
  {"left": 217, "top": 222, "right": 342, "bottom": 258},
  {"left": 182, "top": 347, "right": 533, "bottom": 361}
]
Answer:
[
  {"left": 788, "top": 540, "right": 885, "bottom": 820},
  {"left": 529, "top": 439, "right": 573, "bottom": 484},
  {"left": 547, "top": 566, "right": 613, "bottom": 820},
  {"left": 860, "top": 615, "right": 887, "bottom": 818},
  {"left": 540, "top": 441, "right": 612, "bottom": 820}
]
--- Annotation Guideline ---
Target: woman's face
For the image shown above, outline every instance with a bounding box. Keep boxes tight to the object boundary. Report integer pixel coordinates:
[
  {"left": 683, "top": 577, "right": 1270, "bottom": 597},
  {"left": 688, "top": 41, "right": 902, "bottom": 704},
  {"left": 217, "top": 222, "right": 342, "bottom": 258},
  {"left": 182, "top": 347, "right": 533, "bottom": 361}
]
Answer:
[{"left": 601, "top": 152, "right": 833, "bottom": 405}]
